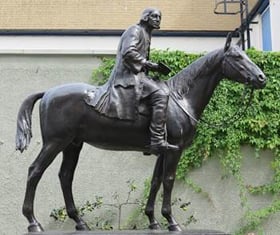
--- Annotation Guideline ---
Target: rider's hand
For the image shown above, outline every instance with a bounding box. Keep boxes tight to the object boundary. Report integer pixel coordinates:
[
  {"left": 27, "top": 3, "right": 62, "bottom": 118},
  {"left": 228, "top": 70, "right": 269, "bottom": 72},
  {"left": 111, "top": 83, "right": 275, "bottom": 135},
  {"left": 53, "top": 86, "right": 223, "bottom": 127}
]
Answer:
[{"left": 144, "top": 61, "right": 159, "bottom": 71}]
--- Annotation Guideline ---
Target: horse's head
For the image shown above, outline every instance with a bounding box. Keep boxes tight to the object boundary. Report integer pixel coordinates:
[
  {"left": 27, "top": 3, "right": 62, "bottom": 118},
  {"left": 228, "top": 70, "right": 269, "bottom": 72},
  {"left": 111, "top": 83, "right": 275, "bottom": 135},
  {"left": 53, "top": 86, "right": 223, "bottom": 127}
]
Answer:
[{"left": 222, "top": 35, "right": 266, "bottom": 89}]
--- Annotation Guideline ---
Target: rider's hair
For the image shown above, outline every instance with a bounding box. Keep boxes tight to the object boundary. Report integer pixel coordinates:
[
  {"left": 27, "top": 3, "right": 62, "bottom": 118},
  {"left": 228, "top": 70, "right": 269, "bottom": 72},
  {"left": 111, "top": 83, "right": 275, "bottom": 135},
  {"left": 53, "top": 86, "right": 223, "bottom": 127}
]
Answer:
[{"left": 140, "top": 7, "right": 161, "bottom": 23}]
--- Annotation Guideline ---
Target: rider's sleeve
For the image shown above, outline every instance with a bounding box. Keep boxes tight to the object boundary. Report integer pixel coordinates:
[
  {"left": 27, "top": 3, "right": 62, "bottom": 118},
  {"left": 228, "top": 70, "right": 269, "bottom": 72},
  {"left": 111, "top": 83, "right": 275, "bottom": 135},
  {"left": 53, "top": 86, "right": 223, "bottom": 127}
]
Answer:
[{"left": 121, "top": 26, "right": 147, "bottom": 74}]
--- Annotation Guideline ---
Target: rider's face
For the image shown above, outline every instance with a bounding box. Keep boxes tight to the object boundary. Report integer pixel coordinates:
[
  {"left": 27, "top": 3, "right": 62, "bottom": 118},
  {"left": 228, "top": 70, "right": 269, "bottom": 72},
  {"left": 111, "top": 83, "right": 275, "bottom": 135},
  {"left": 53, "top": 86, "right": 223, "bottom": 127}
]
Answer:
[{"left": 147, "top": 10, "right": 161, "bottom": 29}]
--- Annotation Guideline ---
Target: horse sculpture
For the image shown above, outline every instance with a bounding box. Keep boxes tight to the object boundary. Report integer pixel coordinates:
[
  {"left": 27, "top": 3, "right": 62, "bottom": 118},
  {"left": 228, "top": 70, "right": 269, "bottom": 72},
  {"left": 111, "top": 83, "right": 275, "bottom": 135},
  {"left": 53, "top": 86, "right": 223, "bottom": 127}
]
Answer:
[{"left": 16, "top": 37, "right": 266, "bottom": 232}]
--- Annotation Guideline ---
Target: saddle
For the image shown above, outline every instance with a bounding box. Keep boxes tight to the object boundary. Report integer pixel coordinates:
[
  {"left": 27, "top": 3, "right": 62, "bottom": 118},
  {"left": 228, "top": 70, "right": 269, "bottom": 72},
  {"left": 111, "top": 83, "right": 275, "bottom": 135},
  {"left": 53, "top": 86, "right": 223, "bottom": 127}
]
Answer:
[
  {"left": 84, "top": 63, "right": 171, "bottom": 120},
  {"left": 84, "top": 83, "right": 154, "bottom": 120}
]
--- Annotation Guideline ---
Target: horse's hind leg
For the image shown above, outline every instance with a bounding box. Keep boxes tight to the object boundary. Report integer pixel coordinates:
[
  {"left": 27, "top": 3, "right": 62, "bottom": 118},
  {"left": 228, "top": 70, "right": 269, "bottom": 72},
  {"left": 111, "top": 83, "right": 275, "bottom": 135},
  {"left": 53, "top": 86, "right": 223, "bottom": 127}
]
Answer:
[
  {"left": 59, "top": 142, "right": 90, "bottom": 231},
  {"left": 162, "top": 151, "right": 182, "bottom": 232},
  {"left": 145, "top": 155, "right": 163, "bottom": 230},
  {"left": 22, "top": 141, "right": 65, "bottom": 232}
]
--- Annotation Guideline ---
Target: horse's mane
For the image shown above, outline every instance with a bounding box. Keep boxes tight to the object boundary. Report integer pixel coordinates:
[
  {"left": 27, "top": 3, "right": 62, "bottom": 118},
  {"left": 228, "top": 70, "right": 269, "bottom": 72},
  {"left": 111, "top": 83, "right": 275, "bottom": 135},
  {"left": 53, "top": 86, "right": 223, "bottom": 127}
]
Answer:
[{"left": 167, "top": 48, "right": 224, "bottom": 96}]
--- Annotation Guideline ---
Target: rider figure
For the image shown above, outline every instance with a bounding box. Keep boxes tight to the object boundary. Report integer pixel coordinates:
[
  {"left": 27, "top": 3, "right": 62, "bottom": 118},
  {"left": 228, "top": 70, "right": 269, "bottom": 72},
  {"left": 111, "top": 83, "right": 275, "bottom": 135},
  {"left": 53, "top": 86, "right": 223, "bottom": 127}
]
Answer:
[{"left": 94, "top": 8, "right": 178, "bottom": 154}]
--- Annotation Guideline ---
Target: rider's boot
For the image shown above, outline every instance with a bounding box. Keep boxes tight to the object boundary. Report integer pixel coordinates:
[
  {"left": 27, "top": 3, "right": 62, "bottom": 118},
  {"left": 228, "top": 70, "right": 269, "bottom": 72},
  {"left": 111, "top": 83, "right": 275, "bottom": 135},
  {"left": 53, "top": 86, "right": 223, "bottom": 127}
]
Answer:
[{"left": 149, "top": 91, "right": 179, "bottom": 155}]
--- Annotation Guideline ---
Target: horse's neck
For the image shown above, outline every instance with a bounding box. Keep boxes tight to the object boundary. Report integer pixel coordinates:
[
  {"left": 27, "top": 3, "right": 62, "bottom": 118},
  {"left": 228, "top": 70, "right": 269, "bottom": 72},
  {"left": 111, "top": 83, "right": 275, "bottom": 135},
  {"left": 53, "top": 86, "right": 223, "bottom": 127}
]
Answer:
[
  {"left": 169, "top": 49, "right": 224, "bottom": 119},
  {"left": 186, "top": 68, "right": 222, "bottom": 118}
]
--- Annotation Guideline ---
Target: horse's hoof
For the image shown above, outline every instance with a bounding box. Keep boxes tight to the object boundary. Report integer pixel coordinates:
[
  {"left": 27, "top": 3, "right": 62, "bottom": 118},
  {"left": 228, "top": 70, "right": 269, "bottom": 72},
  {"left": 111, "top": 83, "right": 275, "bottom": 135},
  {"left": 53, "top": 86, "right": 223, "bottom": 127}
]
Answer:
[
  {"left": 168, "top": 223, "right": 182, "bottom": 232},
  {"left": 28, "top": 223, "right": 44, "bottom": 232},
  {"left": 76, "top": 222, "right": 90, "bottom": 231},
  {"left": 149, "top": 222, "right": 161, "bottom": 230}
]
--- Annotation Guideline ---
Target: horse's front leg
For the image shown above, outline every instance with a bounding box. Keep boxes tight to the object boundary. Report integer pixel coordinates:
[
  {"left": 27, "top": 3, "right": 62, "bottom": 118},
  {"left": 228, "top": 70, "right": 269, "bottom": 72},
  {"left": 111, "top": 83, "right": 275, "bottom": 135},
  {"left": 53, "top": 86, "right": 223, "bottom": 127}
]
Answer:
[
  {"left": 145, "top": 155, "right": 164, "bottom": 230},
  {"left": 59, "top": 142, "right": 90, "bottom": 231},
  {"left": 162, "top": 151, "right": 182, "bottom": 232}
]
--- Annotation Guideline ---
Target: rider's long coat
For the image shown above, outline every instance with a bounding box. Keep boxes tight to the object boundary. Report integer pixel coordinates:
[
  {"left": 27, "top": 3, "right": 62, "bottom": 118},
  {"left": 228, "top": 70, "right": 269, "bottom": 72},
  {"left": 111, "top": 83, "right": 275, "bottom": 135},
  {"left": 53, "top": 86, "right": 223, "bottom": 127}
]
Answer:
[{"left": 89, "top": 24, "right": 158, "bottom": 120}]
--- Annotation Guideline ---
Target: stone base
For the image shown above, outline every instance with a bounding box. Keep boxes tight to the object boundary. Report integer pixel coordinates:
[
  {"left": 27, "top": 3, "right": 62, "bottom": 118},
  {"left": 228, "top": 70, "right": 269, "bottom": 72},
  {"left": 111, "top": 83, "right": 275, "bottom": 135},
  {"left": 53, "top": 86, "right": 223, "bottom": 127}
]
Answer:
[{"left": 24, "top": 230, "right": 230, "bottom": 235}]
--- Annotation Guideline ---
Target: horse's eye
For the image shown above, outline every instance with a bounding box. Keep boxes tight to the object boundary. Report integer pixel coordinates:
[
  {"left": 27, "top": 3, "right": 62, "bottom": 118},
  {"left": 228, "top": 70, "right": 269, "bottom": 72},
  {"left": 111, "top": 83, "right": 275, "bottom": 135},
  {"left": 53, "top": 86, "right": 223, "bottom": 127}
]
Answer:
[{"left": 232, "top": 52, "right": 243, "bottom": 59}]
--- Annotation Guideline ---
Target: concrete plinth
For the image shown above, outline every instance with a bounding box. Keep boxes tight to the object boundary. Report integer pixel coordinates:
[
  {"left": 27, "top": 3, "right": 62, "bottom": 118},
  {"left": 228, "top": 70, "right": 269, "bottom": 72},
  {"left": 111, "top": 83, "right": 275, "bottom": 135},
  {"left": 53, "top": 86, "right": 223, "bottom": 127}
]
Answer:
[{"left": 24, "top": 230, "right": 230, "bottom": 235}]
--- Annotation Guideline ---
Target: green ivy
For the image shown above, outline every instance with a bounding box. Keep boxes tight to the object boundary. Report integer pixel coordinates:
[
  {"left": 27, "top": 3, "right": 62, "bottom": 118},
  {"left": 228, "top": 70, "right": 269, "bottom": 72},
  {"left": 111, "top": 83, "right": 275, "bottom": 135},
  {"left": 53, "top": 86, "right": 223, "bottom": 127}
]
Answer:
[
  {"left": 92, "top": 49, "right": 201, "bottom": 85},
  {"left": 91, "top": 48, "right": 280, "bottom": 234}
]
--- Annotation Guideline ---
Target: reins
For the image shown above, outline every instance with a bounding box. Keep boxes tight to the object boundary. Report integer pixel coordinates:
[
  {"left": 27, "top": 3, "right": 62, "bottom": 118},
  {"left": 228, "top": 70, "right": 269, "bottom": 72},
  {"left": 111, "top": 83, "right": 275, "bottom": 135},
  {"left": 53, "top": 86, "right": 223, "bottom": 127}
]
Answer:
[
  {"left": 171, "top": 86, "right": 254, "bottom": 128},
  {"left": 169, "top": 43, "right": 256, "bottom": 129}
]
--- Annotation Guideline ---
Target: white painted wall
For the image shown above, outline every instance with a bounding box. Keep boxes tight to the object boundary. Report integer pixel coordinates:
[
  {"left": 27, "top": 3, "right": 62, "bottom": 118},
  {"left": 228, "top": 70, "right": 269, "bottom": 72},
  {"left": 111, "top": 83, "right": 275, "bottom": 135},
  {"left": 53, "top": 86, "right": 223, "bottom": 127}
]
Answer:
[
  {"left": 250, "top": 14, "right": 262, "bottom": 50},
  {"left": 250, "top": 0, "right": 280, "bottom": 51},
  {"left": 270, "top": 0, "right": 280, "bottom": 51},
  {"left": 0, "top": 35, "right": 231, "bottom": 55},
  {"left": 153, "top": 36, "right": 231, "bottom": 53}
]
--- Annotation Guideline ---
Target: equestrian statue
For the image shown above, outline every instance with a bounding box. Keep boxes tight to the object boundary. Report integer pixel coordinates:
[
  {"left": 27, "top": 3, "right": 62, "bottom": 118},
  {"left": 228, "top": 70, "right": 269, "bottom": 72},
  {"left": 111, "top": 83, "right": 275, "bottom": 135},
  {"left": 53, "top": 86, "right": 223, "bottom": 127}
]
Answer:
[{"left": 16, "top": 8, "right": 266, "bottom": 233}]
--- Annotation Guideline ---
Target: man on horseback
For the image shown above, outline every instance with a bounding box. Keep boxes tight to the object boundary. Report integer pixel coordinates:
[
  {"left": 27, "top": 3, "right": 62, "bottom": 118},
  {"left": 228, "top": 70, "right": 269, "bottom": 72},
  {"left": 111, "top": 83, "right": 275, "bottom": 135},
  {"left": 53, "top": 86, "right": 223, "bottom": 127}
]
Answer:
[{"left": 92, "top": 7, "right": 178, "bottom": 154}]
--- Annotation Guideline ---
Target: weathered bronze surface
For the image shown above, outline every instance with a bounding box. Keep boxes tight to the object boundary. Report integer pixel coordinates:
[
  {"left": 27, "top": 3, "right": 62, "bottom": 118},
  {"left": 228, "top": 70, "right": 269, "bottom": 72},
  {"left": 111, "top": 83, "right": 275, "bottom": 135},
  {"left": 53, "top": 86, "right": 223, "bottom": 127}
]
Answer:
[{"left": 16, "top": 9, "right": 266, "bottom": 234}]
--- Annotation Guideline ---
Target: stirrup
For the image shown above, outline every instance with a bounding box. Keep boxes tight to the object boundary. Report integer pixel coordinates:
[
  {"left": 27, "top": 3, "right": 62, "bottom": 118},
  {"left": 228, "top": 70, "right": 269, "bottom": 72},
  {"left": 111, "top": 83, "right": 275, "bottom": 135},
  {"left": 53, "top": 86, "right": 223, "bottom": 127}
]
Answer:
[{"left": 150, "top": 141, "right": 179, "bottom": 154}]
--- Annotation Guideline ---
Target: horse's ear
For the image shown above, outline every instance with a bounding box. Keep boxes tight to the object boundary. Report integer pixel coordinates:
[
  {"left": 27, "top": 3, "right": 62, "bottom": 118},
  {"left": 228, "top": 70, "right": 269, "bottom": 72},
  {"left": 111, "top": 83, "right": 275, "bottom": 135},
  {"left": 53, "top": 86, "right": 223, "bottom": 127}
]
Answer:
[
  {"left": 224, "top": 32, "right": 232, "bottom": 52},
  {"left": 236, "top": 38, "right": 242, "bottom": 47}
]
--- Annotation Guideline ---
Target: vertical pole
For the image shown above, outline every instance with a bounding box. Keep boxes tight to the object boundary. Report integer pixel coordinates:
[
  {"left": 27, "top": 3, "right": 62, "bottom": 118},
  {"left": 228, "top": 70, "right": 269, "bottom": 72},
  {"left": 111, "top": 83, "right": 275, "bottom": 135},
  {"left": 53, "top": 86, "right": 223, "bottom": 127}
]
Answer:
[
  {"left": 245, "top": 0, "right": 251, "bottom": 48},
  {"left": 240, "top": 0, "right": 245, "bottom": 50}
]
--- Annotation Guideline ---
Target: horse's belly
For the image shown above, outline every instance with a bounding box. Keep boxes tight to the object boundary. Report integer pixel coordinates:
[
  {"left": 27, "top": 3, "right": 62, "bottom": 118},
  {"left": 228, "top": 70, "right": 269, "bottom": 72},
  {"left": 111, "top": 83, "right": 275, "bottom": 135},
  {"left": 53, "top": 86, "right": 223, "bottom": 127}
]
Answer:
[{"left": 80, "top": 112, "right": 151, "bottom": 151}]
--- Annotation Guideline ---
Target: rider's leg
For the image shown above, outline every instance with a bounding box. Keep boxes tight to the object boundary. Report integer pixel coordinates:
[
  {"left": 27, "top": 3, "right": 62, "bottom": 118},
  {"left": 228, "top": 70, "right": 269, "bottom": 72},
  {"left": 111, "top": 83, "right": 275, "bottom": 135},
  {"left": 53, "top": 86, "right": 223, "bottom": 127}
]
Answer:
[
  {"left": 149, "top": 89, "right": 178, "bottom": 154},
  {"left": 141, "top": 77, "right": 178, "bottom": 154}
]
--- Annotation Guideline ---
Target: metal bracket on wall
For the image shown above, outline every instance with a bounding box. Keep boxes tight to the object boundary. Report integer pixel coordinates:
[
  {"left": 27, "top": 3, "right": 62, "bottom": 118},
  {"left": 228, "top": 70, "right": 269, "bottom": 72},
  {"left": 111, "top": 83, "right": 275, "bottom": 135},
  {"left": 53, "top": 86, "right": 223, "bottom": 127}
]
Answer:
[
  {"left": 214, "top": 0, "right": 251, "bottom": 50},
  {"left": 214, "top": 0, "right": 245, "bottom": 15}
]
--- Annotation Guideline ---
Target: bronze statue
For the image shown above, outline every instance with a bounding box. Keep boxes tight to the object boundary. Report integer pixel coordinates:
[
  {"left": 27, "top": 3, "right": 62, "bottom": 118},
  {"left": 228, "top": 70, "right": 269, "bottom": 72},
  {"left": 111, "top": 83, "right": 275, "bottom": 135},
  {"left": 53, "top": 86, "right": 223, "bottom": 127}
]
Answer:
[
  {"left": 16, "top": 32, "right": 266, "bottom": 232},
  {"left": 91, "top": 8, "right": 178, "bottom": 154}
]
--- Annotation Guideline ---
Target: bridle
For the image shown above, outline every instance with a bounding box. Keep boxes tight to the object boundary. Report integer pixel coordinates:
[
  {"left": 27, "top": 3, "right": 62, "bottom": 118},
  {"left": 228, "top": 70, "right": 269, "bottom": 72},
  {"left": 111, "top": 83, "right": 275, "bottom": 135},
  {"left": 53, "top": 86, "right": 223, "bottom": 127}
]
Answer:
[
  {"left": 222, "top": 50, "right": 254, "bottom": 86},
  {"left": 171, "top": 86, "right": 253, "bottom": 128},
  {"left": 171, "top": 51, "right": 255, "bottom": 128}
]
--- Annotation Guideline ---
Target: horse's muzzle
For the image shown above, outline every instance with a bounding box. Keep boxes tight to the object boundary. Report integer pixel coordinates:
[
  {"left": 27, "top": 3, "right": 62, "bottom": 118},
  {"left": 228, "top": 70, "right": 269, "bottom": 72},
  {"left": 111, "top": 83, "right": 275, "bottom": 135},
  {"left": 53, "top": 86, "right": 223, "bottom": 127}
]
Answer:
[{"left": 252, "top": 73, "right": 266, "bottom": 89}]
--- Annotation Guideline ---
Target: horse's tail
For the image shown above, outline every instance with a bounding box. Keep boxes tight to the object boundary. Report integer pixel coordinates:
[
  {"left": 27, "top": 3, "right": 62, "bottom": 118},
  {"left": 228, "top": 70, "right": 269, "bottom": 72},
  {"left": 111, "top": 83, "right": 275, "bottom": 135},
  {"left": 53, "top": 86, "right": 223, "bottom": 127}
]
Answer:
[{"left": 15, "top": 92, "right": 45, "bottom": 153}]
